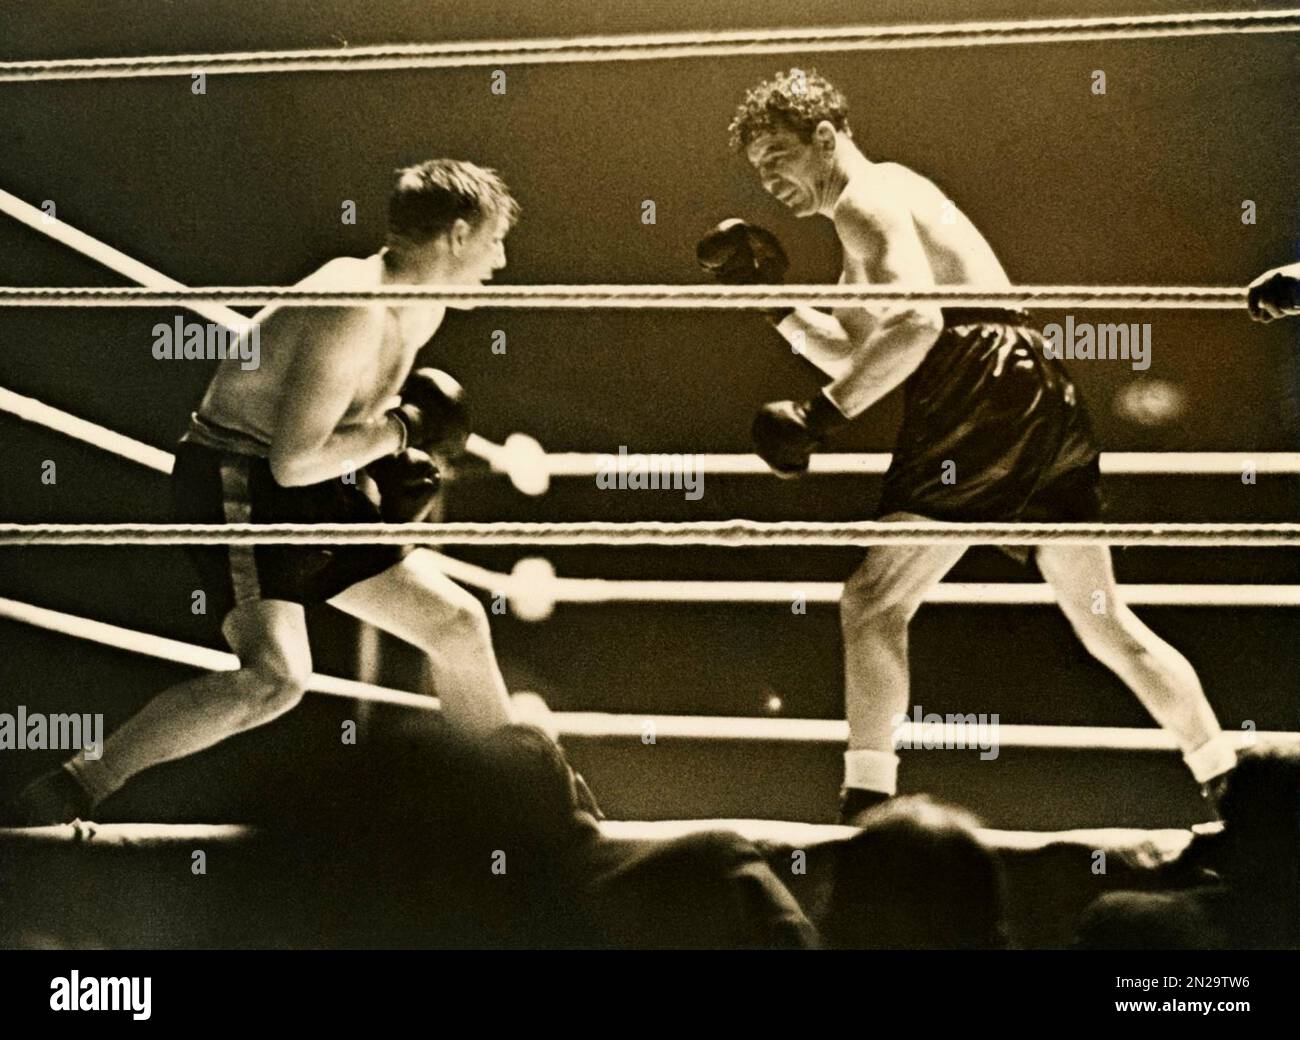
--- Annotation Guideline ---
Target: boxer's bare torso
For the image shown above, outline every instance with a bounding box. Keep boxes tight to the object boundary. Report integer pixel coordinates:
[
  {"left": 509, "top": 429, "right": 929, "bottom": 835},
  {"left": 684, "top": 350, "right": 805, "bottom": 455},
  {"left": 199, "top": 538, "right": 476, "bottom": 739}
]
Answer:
[
  {"left": 810, "top": 161, "right": 1012, "bottom": 382},
  {"left": 197, "top": 253, "right": 444, "bottom": 446},
  {"left": 833, "top": 161, "right": 1010, "bottom": 288}
]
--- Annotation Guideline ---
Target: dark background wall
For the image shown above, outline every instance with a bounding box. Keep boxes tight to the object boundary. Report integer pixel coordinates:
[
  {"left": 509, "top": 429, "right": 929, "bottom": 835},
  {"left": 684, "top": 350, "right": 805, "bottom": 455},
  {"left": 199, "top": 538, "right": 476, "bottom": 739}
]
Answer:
[{"left": 1, "top": 0, "right": 1297, "bottom": 827}]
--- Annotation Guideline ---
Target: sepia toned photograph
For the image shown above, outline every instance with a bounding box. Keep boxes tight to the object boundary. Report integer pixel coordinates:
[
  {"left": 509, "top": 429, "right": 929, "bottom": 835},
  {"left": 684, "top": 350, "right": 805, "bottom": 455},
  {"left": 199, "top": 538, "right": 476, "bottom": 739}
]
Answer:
[{"left": 0, "top": 0, "right": 1297, "bottom": 1012}]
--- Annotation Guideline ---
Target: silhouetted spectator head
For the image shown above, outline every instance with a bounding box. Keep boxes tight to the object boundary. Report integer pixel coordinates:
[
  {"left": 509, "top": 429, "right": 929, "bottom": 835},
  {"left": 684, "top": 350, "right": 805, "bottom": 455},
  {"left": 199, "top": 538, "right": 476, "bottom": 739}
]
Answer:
[
  {"left": 1217, "top": 743, "right": 1300, "bottom": 876},
  {"left": 470, "top": 724, "right": 597, "bottom": 849},
  {"left": 263, "top": 726, "right": 599, "bottom": 946},
  {"left": 822, "top": 795, "right": 1006, "bottom": 949}
]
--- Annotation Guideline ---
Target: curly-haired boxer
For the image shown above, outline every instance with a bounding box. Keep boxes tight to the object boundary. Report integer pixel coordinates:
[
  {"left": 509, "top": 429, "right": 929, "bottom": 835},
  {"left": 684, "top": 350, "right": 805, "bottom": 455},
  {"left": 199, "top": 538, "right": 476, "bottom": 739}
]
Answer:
[{"left": 701, "top": 70, "right": 1236, "bottom": 823}]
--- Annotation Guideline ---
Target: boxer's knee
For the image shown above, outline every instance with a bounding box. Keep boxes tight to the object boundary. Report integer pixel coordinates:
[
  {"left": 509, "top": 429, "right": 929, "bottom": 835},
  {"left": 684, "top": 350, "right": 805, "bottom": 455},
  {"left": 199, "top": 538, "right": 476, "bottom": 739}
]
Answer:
[
  {"left": 841, "top": 566, "right": 921, "bottom": 637},
  {"left": 236, "top": 656, "right": 310, "bottom": 726},
  {"left": 438, "top": 590, "right": 493, "bottom": 649},
  {"left": 405, "top": 582, "right": 493, "bottom": 659},
  {"left": 255, "top": 665, "right": 309, "bottom": 718},
  {"left": 841, "top": 591, "right": 912, "bottom": 634},
  {"left": 218, "top": 601, "right": 311, "bottom": 722},
  {"left": 1066, "top": 601, "right": 1147, "bottom": 668}
]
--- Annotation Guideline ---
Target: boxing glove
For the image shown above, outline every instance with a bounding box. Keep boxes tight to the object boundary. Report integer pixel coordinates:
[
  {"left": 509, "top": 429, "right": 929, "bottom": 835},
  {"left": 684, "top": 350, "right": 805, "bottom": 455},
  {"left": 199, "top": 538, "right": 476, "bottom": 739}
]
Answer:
[
  {"left": 696, "top": 218, "right": 792, "bottom": 323},
  {"left": 390, "top": 368, "right": 470, "bottom": 457},
  {"left": 1247, "top": 264, "right": 1300, "bottom": 323},
  {"left": 367, "top": 448, "right": 441, "bottom": 522},
  {"left": 751, "top": 392, "right": 848, "bottom": 478}
]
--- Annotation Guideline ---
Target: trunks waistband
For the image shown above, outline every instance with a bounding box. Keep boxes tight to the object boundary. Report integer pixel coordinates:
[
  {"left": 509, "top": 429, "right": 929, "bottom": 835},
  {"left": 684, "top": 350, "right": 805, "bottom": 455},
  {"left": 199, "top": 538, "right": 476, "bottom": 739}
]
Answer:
[
  {"left": 180, "top": 413, "right": 271, "bottom": 458},
  {"left": 941, "top": 307, "right": 1032, "bottom": 329}
]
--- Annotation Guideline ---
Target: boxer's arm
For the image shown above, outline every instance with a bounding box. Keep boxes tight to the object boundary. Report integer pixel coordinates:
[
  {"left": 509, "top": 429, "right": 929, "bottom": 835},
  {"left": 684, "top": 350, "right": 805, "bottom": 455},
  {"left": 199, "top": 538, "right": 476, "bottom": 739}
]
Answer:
[
  {"left": 268, "top": 308, "right": 404, "bottom": 487},
  {"left": 771, "top": 197, "right": 943, "bottom": 418}
]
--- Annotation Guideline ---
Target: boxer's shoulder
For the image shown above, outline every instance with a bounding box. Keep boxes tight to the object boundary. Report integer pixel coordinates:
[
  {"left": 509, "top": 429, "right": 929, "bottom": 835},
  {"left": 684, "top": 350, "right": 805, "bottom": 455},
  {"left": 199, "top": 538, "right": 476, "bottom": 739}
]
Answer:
[
  {"left": 829, "top": 187, "right": 891, "bottom": 253},
  {"left": 831, "top": 167, "right": 931, "bottom": 242},
  {"left": 294, "top": 253, "right": 382, "bottom": 290}
]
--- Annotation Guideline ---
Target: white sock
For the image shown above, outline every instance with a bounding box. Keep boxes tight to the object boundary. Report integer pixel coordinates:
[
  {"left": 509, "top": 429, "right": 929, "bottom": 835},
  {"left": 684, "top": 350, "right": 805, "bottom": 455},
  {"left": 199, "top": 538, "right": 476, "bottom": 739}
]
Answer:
[
  {"left": 1183, "top": 732, "right": 1237, "bottom": 784},
  {"left": 843, "top": 749, "right": 899, "bottom": 795}
]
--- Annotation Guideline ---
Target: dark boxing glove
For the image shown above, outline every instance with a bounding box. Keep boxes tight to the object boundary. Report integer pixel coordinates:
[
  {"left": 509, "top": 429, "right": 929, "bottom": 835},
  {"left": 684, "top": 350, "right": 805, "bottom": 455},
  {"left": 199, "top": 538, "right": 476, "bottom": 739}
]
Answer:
[
  {"left": 367, "top": 448, "right": 441, "bottom": 522},
  {"left": 695, "top": 218, "right": 792, "bottom": 324},
  {"left": 751, "top": 392, "right": 849, "bottom": 478},
  {"left": 1247, "top": 265, "right": 1300, "bottom": 323},
  {"left": 390, "top": 368, "right": 471, "bottom": 457}
]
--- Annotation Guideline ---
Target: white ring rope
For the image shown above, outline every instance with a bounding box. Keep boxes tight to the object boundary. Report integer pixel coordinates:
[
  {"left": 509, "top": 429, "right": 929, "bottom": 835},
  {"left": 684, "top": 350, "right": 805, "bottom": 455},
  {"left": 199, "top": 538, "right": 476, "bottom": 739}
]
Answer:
[
  {"left": 430, "top": 554, "right": 1300, "bottom": 612},
  {"left": 0, "top": 596, "right": 434, "bottom": 711},
  {"left": 5, "top": 384, "right": 1297, "bottom": 483},
  {"left": 0, "top": 284, "right": 1249, "bottom": 310},
  {"left": 2, "top": 521, "right": 1297, "bottom": 548},
  {"left": 1, "top": 10, "right": 1297, "bottom": 82},
  {"left": 3, "top": 594, "right": 1293, "bottom": 751},
  {"left": 541, "top": 579, "right": 1300, "bottom": 609},
  {"left": 2, "top": 388, "right": 1293, "bottom": 607},
  {"left": 544, "top": 451, "right": 1300, "bottom": 477},
  {"left": 0, "top": 386, "right": 176, "bottom": 474},
  {"left": 0, "top": 383, "right": 540, "bottom": 489},
  {"left": 0, "top": 189, "right": 244, "bottom": 328}
]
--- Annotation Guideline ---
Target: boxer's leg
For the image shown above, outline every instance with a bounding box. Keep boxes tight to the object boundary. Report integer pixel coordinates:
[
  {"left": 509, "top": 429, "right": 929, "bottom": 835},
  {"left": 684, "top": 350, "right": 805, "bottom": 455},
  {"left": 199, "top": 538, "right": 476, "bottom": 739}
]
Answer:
[
  {"left": 1036, "top": 543, "right": 1235, "bottom": 783},
  {"left": 59, "top": 600, "right": 313, "bottom": 810},
  {"left": 840, "top": 513, "right": 966, "bottom": 801},
  {"left": 330, "top": 548, "right": 512, "bottom": 736},
  {"left": 0, "top": 600, "right": 316, "bottom": 824}
]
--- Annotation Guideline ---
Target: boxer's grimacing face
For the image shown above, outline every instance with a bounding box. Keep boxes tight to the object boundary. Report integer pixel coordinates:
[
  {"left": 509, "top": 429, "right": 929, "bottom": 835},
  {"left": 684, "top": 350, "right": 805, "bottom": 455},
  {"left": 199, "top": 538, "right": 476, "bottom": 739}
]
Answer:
[{"left": 746, "top": 121, "right": 836, "bottom": 218}]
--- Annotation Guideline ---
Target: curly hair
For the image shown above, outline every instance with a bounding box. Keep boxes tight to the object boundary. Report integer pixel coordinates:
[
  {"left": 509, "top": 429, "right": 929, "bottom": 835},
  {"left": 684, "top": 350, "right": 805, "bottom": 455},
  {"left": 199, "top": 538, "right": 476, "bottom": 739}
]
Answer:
[{"left": 727, "top": 68, "right": 852, "bottom": 151}]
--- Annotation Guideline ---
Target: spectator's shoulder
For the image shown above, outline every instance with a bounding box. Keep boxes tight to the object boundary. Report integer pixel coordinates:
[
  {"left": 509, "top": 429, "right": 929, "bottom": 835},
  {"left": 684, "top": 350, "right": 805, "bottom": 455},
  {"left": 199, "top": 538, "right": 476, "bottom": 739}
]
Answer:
[
  {"left": 582, "top": 829, "right": 817, "bottom": 949},
  {"left": 1076, "top": 887, "right": 1227, "bottom": 950},
  {"left": 669, "top": 827, "right": 765, "bottom": 861}
]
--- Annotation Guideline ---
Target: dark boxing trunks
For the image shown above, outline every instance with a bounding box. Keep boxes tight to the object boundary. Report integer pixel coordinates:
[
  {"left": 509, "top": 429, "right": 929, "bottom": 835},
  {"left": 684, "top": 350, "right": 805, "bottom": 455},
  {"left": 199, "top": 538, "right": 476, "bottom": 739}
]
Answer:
[
  {"left": 877, "top": 308, "right": 1102, "bottom": 558},
  {"left": 170, "top": 439, "right": 404, "bottom": 617}
]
